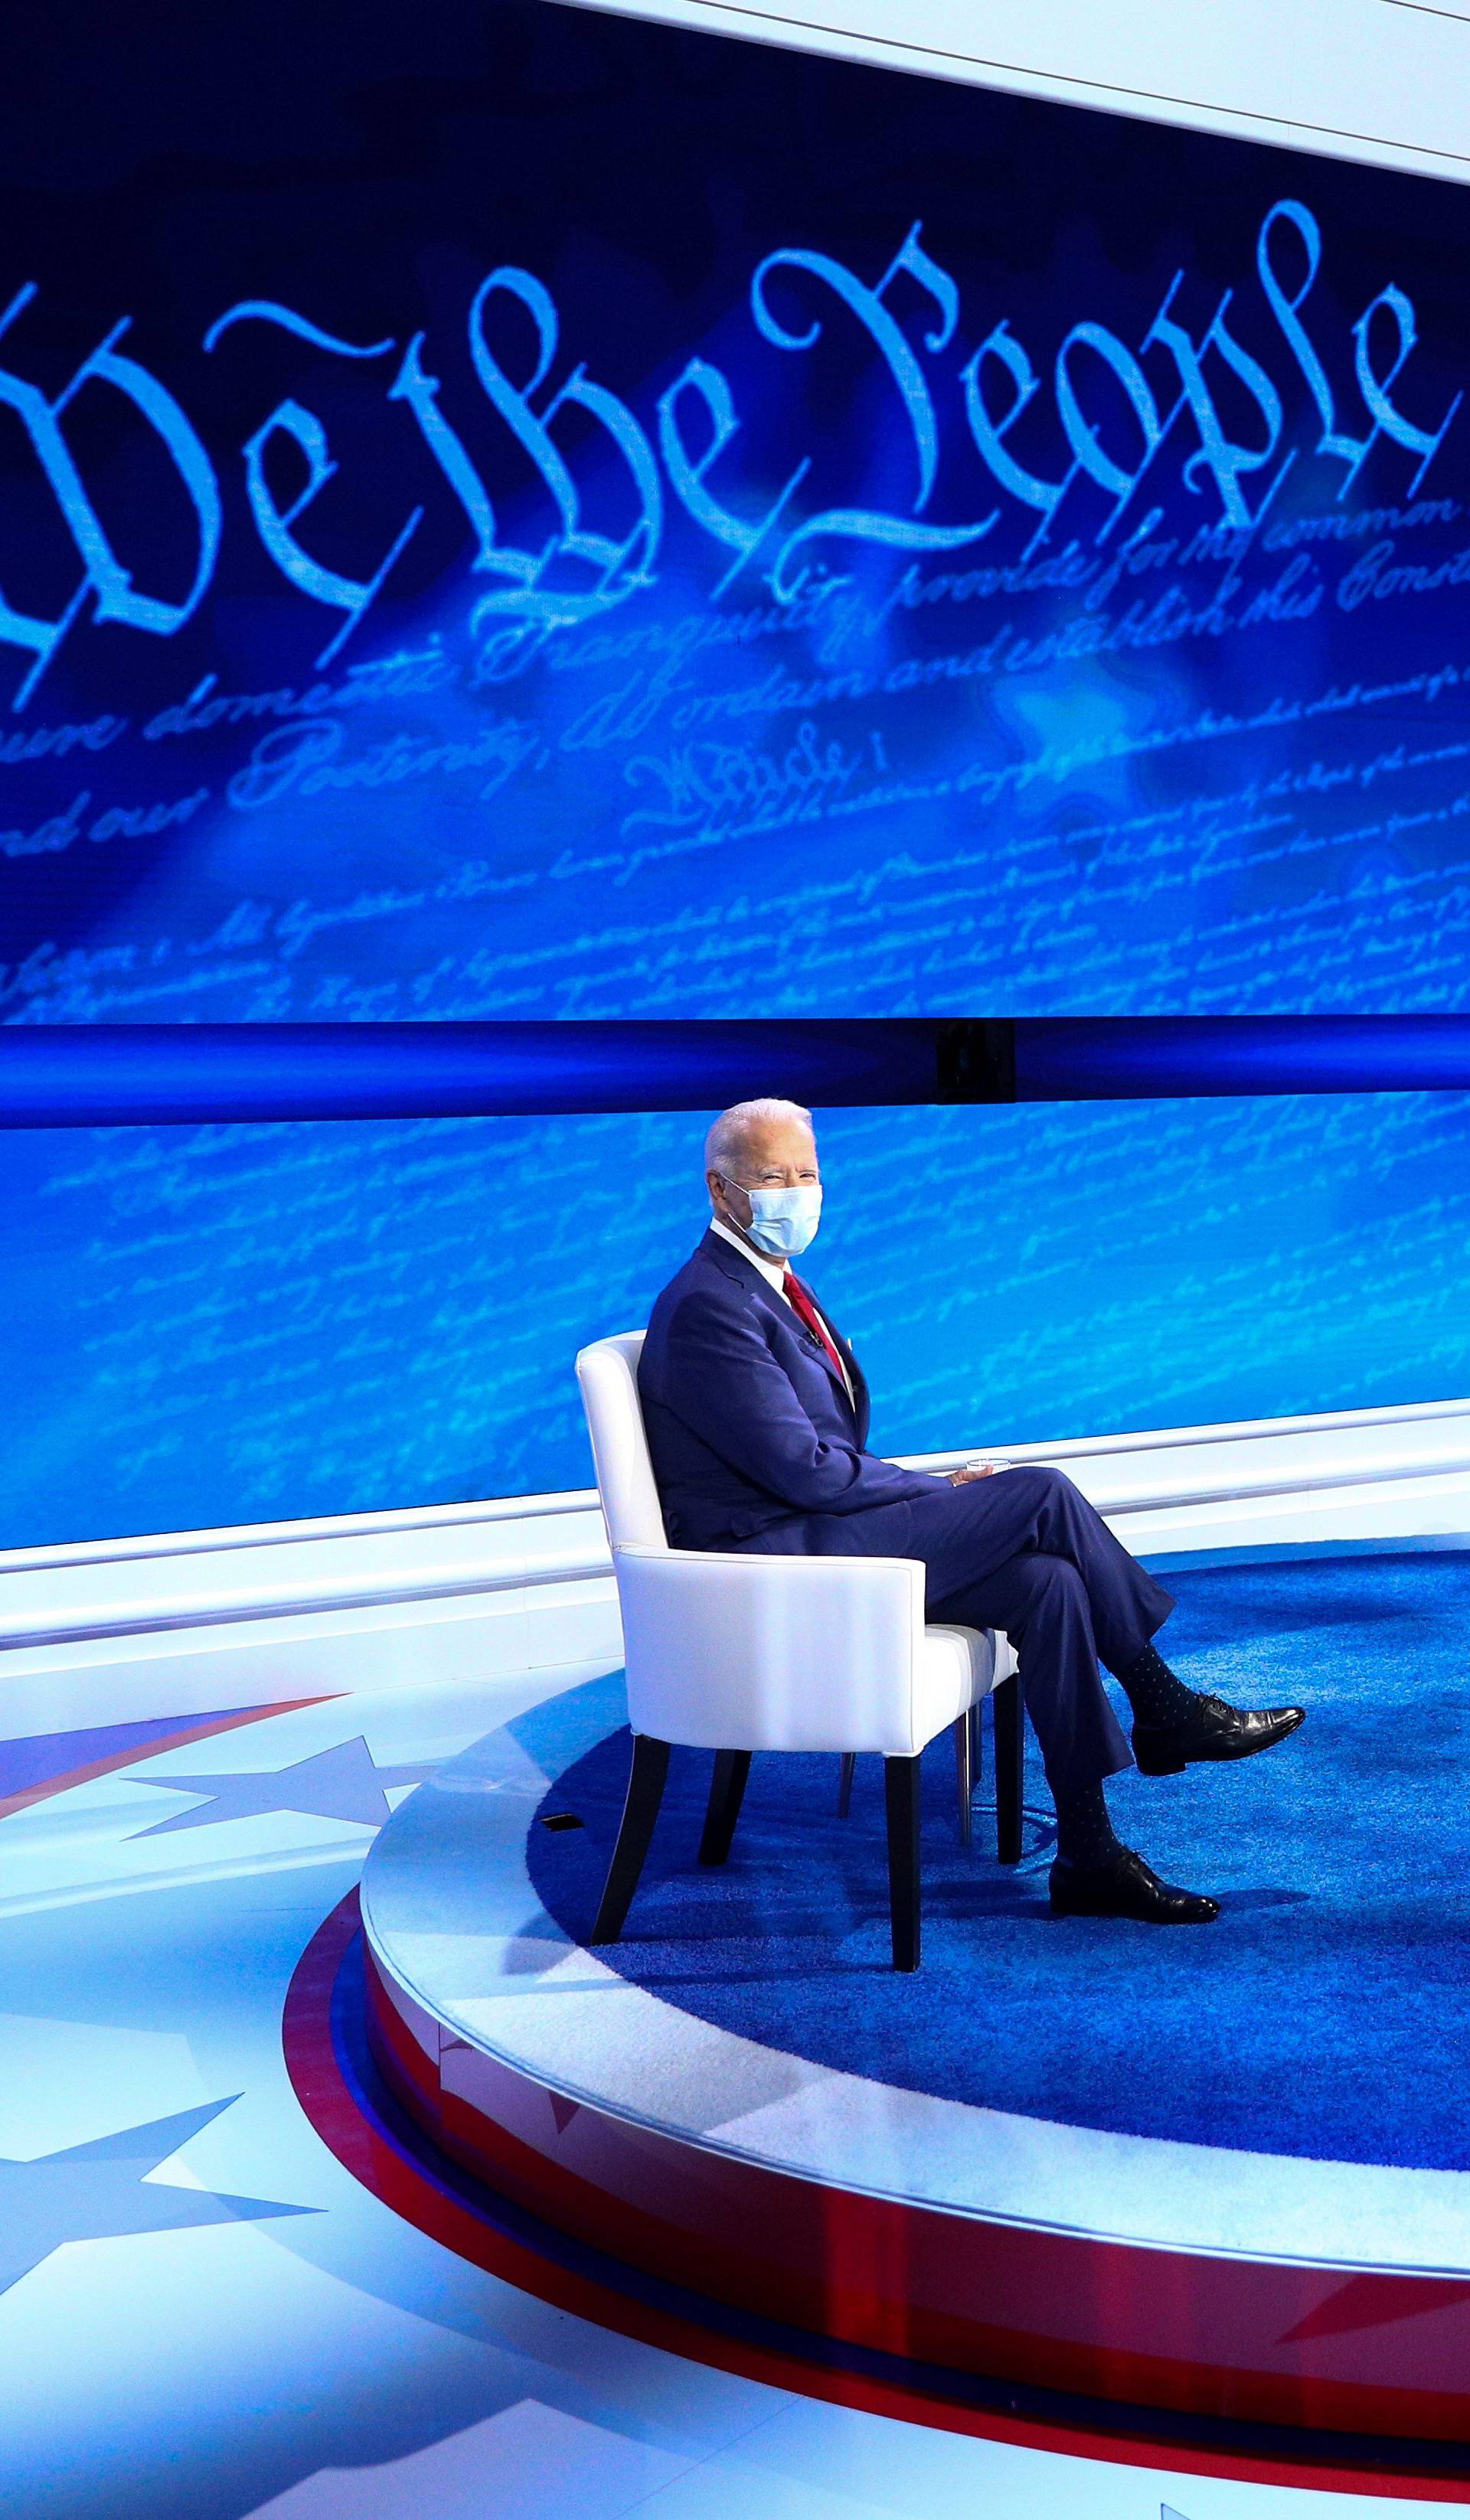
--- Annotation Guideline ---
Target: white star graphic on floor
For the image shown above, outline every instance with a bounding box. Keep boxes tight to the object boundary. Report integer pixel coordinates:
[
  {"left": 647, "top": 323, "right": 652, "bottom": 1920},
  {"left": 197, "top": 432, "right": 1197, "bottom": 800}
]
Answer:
[
  {"left": 125, "top": 1738, "right": 432, "bottom": 1838},
  {"left": 0, "top": 2097, "right": 314, "bottom": 2295}
]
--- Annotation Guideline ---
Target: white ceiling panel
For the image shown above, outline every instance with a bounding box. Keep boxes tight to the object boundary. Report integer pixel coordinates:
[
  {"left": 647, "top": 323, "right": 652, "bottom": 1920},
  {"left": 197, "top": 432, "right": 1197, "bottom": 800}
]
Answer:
[{"left": 553, "top": 0, "right": 1470, "bottom": 184}]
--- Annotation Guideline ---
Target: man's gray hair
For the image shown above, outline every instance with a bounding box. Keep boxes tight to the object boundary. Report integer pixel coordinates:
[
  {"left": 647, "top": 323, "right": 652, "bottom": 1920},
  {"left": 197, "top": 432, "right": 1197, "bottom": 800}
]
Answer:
[{"left": 704, "top": 1098, "right": 815, "bottom": 1177}]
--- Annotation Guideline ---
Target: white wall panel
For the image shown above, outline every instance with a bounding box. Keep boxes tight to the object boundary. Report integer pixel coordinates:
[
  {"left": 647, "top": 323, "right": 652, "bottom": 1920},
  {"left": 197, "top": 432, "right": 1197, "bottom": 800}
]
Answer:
[{"left": 0, "top": 1404, "right": 1465, "bottom": 1736}]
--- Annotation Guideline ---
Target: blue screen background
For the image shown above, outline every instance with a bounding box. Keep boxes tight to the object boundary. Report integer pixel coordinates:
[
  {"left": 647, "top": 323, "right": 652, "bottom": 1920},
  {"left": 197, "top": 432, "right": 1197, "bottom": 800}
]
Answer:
[
  {"left": 3, "top": 1, "right": 1470, "bottom": 1542},
  {"left": 2, "top": 1087, "right": 1466, "bottom": 1546}
]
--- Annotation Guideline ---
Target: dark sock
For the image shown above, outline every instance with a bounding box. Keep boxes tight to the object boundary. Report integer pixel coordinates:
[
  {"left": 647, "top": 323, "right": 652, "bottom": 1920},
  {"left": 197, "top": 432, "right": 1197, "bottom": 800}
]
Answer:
[
  {"left": 1116, "top": 1640, "right": 1200, "bottom": 1727},
  {"left": 1054, "top": 1778, "right": 1123, "bottom": 1869}
]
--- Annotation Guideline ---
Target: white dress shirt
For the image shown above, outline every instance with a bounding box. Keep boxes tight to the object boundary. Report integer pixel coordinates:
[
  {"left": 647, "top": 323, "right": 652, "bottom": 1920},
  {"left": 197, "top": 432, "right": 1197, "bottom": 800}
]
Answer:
[{"left": 709, "top": 1217, "right": 855, "bottom": 1406}]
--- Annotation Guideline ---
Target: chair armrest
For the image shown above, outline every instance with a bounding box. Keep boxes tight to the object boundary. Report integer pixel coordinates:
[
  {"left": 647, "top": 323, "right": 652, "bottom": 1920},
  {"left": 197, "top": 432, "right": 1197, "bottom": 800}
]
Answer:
[{"left": 612, "top": 1543, "right": 931, "bottom": 1755}]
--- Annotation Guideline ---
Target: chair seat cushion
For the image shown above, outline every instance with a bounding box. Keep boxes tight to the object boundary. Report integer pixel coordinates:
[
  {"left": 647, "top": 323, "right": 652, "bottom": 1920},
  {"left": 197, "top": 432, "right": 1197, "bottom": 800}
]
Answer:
[{"left": 916, "top": 1622, "right": 1002, "bottom": 1745}]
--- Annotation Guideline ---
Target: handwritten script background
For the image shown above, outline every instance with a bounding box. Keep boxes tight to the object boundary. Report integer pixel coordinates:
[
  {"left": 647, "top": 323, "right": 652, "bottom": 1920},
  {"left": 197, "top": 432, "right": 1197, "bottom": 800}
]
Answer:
[{"left": 2, "top": 0, "right": 1469, "bottom": 1542}]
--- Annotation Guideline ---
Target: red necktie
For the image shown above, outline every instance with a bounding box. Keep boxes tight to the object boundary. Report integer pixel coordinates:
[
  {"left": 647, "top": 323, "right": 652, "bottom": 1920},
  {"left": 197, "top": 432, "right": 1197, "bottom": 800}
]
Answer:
[{"left": 786, "top": 1271, "right": 847, "bottom": 1382}]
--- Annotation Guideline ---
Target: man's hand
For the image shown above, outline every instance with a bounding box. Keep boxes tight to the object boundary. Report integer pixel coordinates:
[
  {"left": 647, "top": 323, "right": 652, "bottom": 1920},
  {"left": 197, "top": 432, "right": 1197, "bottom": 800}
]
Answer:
[{"left": 948, "top": 1461, "right": 1001, "bottom": 1485}]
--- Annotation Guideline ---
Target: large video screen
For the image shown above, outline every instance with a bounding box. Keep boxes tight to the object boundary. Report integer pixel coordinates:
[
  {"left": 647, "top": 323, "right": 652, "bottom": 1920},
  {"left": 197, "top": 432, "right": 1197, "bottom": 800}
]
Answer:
[
  {"left": 2, "top": 1087, "right": 1468, "bottom": 1547},
  {"left": 4, "top": 0, "right": 1470, "bottom": 1540}
]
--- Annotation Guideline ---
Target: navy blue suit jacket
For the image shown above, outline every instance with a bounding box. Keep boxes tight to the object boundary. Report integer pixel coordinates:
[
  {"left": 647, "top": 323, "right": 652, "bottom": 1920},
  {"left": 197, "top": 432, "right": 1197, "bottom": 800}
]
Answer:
[{"left": 638, "top": 1229, "right": 943, "bottom": 1550}]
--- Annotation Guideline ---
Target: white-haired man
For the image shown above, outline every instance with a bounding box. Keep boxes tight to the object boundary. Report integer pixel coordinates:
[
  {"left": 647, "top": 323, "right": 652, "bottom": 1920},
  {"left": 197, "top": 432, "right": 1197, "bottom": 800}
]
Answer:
[{"left": 637, "top": 1098, "right": 1304, "bottom": 1923}]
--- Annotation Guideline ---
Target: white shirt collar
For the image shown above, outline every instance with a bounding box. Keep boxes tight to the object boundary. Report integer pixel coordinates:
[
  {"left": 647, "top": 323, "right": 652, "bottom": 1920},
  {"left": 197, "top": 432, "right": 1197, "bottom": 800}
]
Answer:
[{"left": 709, "top": 1216, "right": 789, "bottom": 1298}]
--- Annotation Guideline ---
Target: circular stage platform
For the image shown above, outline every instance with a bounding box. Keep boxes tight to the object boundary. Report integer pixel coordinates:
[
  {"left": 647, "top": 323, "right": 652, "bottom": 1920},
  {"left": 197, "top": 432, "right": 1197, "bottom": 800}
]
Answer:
[{"left": 359, "top": 1552, "right": 1470, "bottom": 2450}]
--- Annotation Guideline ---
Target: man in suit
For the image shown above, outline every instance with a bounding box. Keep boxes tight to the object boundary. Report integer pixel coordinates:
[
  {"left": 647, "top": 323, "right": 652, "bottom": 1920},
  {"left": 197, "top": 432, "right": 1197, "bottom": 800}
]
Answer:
[{"left": 639, "top": 1098, "right": 1305, "bottom": 1924}]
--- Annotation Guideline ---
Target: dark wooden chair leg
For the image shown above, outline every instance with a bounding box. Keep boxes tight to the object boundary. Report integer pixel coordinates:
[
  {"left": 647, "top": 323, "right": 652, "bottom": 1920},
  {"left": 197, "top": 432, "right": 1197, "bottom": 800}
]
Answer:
[
  {"left": 591, "top": 1734, "right": 671, "bottom": 1941},
  {"left": 953, "top": 1711, "right": 973, "bottom": 1848},
  {"left": 699, "top": 1749, "right": 751, "bottom": 1866},
  {"left": 993, "top": 1675, "right": 1024, "bottom": 1865},
  {"left": 836, "top": 1751, "right": 856, "bottom": 1817},
  {"left": 884, "top": 1754, "right": 923, "bottom": 1972}
]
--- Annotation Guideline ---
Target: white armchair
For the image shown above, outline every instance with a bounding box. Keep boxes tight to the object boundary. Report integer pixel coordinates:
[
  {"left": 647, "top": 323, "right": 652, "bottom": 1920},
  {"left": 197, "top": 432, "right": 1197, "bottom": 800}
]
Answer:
[{"left": 575, "top": 1330, "right": 1023, "bottom": 1971}]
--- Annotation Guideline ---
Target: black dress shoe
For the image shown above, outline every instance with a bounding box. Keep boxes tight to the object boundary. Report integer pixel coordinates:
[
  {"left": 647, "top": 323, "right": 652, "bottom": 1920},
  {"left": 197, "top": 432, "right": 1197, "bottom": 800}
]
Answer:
[
  {"left": 1132, "top": 1694, "right": 1305, "bottom": 1777},
  {"left": 1050, "top": 1847, "right": 1220, "bottom": 1924}
]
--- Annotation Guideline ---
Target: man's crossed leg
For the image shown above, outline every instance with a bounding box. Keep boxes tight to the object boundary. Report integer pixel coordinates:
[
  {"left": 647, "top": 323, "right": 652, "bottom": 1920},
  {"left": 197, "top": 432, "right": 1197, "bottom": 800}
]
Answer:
[{"left": 753, "top": 1464, "right": 1304, "bottom": 1922}]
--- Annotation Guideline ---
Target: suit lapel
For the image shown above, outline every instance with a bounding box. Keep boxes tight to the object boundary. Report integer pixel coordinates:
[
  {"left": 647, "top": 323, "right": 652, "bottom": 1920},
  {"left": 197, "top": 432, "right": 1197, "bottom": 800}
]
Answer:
[
  {"left": 701, "top": 1232, "right": 858, "bottom": 1414},
  {"left": 838, "top": 1330, "right": 869, "bottom": 1433},
  {"left": 786, "top": 1275, "right": 858, "bottom": 1409}
]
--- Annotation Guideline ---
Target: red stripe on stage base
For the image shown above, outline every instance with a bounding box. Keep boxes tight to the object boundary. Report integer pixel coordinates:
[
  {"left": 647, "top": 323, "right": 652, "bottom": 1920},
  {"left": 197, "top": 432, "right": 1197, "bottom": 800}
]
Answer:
[
  {"left": 359, "top": 1939, "right": 1470, "bottom": 2449},
  {"left": 280, "top": 1892, "right": 1470, "bottom": 2497}
]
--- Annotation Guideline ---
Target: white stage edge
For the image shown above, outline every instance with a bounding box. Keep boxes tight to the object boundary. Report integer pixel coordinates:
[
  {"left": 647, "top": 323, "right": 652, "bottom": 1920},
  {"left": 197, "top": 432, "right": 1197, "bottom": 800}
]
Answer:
[
  {"left": 361, "top": 1667, "right": 1470, "bottom": 2279},
  {"left": 1, "top": 1396, "right": 1468, "bottom": 1738}
]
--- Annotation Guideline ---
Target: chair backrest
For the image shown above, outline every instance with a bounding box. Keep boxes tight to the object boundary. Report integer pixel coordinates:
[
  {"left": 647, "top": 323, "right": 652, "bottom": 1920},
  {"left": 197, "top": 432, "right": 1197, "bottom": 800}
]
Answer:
[{"left": 575, "top": 1331, "right": 668, "bottom": 1552}]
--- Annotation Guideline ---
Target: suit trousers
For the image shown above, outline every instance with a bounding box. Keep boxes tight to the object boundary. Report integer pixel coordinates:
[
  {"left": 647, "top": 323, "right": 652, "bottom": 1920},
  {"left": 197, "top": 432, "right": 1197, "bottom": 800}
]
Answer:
[{"left": 740, "top": 1466, "right": 1173, "bottom": 1798}]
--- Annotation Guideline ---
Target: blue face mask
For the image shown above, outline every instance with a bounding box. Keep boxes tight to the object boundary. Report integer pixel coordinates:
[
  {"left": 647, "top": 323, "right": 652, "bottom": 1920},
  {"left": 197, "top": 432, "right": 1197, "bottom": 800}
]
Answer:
[{"left": 731, "top": 1181, "right": 822, "bottom": 1258}]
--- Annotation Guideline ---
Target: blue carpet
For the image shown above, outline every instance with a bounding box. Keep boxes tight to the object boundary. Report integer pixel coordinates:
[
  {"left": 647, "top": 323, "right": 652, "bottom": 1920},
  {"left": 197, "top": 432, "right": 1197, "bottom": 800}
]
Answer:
[{"left": 528, "top": 1553, "right": 1470, "bottom": 2171}]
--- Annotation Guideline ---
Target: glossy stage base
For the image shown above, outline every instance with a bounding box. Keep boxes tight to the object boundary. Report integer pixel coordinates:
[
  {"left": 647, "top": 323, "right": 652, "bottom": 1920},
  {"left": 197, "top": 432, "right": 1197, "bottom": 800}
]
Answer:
[{"left": 359, "top": 1620, "right": 1470, "bottom": 2454}]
